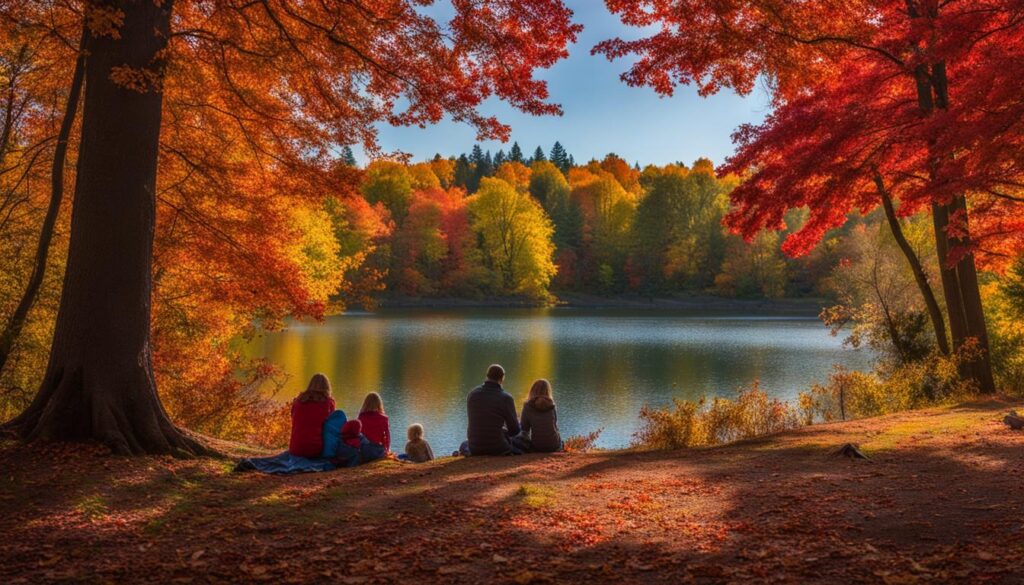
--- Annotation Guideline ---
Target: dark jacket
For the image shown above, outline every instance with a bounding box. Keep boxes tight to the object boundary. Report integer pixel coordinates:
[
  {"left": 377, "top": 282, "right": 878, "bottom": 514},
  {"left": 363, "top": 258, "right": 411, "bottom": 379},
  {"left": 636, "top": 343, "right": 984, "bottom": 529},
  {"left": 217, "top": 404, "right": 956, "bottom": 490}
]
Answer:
[
  {"left": 520, "top": 396, "right": 561, "bottom": 453},
  {"left": 466, "top": 380, "right": 520, "bottom": 455}
]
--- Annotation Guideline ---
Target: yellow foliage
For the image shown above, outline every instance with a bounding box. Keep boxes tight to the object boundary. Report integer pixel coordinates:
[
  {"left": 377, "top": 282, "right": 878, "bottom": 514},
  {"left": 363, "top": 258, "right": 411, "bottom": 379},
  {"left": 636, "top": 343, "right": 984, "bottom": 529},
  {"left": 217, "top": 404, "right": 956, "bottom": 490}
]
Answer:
[
  {"left": 634, "top": 383, "right": 800, "bottom": 450},
  {"left": 798, "top": 351, "right": 976, "bottom": 425},
  {"left": 469, "top": 177, "right": 556, "bottom": 299},
  {"left": 409, "top": 163, "right": 442, "bottom": 191}
]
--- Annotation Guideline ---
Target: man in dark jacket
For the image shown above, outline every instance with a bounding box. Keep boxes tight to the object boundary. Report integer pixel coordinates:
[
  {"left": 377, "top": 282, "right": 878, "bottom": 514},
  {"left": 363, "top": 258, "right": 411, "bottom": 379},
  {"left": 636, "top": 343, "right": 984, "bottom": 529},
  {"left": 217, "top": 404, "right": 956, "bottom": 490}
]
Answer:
[{"left": 463, "top": 364, "right": 521, "bottom": 455}]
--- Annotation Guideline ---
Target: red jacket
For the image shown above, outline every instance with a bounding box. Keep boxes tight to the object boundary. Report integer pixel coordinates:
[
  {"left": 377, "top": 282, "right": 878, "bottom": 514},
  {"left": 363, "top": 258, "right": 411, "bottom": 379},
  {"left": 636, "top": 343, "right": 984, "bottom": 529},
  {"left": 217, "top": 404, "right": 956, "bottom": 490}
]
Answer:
[
  {"left": 358, "top": 411, "right": 390, "bottom": 452},
  {"left": 289, "top": 398, "right": 335, "bottom": 457}
]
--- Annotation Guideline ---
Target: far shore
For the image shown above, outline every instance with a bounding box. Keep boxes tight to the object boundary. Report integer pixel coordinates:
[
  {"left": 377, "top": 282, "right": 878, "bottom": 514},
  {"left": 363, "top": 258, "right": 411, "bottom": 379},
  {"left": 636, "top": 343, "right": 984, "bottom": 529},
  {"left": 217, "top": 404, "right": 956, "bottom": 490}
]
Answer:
[{"left": 370, "top": 293, "right": 829, "bottom": 315}]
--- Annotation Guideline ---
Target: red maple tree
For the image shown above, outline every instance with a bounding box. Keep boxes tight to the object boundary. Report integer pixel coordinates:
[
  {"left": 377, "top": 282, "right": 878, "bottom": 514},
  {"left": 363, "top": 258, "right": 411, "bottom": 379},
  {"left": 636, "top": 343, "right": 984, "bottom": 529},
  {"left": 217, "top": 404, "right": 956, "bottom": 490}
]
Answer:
[{"left": 596, "top": 0, "right": 1024, "bottom": 393}]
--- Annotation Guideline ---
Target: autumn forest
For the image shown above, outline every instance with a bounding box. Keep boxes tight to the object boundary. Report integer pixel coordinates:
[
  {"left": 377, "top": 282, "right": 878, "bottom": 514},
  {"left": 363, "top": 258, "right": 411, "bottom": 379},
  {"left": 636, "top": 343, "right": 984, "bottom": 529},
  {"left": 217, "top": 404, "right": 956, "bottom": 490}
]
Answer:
[{"left": 2, "top": 0, "right": 1024, "bottom": 583}]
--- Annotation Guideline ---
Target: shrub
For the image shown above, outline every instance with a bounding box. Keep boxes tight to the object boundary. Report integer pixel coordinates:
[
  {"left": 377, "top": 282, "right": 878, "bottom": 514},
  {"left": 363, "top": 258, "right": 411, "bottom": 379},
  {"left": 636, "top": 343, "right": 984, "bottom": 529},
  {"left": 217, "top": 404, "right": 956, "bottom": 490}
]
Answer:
[
  {"left": 563, "top": 428, "right": 603, "bottom": 452},
  {"left": 637, "top": 350, "right": 980, "bottom": 452},
  {"left": 798, "top": 349, "right": 976, "bottom": 424},
  {"left": 633, "top": 383, "right": 800, "bottom": 450}
]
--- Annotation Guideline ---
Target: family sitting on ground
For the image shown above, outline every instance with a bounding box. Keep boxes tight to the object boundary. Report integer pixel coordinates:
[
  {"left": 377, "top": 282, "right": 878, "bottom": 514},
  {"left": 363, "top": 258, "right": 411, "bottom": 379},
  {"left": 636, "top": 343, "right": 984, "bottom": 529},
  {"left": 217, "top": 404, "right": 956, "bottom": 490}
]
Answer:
[{"left": 274, "top": 363, "right": 561, "bottom": 471}]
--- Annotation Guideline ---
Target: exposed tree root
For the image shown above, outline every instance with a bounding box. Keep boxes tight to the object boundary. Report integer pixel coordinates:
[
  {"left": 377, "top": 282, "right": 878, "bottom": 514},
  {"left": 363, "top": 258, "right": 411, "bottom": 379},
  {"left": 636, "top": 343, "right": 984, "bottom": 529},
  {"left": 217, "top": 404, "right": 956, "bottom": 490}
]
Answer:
[
  {"left": 3, "top": 366, "right": 218, "bottom": 458},
  {"left": 831, "top": 443, "right": 871, "bottom": 460}
]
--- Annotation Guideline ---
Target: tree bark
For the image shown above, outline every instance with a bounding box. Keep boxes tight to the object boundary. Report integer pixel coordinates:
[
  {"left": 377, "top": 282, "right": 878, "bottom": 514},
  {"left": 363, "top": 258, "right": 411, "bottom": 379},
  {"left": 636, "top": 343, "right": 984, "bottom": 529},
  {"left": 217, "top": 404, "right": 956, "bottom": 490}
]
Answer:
[
  {"left": 929, "top": 63, "right": 996, "bottom": 394},
  {"left": 3, "top": 0, "right": 207, "bottom": 455},
  {"left": 872, "top": 173, "right": 950, "bottom": 355},
  {"left": 904, "top": 0, "right": 995, "bottom": 393},
  {"left": 0, "top": 27, "right": 87, "bottom": 376}
]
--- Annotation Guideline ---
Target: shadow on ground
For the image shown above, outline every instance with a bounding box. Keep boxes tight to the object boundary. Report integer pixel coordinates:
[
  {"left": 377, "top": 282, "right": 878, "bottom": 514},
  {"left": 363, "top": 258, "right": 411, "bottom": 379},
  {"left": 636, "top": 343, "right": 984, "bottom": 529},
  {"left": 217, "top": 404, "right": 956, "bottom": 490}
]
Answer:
[{"left": 2, "top": 400, "right": 1023, "bottom": 583}]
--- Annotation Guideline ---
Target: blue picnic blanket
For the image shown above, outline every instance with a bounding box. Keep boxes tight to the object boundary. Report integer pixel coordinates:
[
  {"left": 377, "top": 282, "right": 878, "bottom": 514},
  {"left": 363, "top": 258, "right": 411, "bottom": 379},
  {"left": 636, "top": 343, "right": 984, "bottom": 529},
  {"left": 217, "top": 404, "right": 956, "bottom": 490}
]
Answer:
[{"left": 234, "top": 451, "right": 336, "bottom": 475}]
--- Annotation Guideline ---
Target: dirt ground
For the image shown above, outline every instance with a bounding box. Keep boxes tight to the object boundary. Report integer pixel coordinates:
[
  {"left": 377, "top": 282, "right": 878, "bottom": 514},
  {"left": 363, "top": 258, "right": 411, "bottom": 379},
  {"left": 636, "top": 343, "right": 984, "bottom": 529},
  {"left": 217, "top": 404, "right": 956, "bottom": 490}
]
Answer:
[{"left": 2, "top": 399, "right": 1023, "bottom": 584}]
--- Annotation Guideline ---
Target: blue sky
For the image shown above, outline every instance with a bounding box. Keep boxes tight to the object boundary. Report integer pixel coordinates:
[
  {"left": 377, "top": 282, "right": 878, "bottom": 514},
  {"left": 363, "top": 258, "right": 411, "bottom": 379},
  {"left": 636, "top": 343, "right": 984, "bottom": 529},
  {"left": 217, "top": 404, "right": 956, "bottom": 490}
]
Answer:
[{"left": 366, "top": 0, "right": 771, "bottom": 168}]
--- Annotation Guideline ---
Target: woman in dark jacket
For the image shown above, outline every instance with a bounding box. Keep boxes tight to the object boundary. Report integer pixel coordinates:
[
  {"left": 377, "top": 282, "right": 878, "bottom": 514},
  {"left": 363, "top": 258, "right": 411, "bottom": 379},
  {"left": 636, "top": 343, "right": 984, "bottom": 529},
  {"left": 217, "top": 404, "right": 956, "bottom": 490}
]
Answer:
[{"left": 519, "top": 379, "right": 562, "bottom": 453}]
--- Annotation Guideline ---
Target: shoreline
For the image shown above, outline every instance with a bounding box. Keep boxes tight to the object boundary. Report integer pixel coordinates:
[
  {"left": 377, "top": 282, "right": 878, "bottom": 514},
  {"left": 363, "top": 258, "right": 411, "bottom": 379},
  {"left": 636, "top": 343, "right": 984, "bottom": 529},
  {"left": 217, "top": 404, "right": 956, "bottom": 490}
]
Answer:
[{"left": 371, "top": 293, "right": 829, "bottom": 315}]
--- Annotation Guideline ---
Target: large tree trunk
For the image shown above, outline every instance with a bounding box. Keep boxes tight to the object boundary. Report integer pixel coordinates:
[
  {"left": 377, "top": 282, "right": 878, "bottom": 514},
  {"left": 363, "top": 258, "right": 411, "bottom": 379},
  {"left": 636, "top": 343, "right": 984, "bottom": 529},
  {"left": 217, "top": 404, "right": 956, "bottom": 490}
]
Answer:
[
  {"left": 873, "top": 173, "right": 950, "bottom": 356},
  {"left": 929, "top": 63, "right": 996, "bottom": 394},
  {"left": 945, "top": 194, "right": 996, "bottom": 392},
  {"left": 0, "top": 27, "right": 87, "bottom": 375},
  {"left": 3, "top": 0, "right": 206, "bottom": 455},
  {"left": 904, "top": 1, "right": 996, "bottom": 394}
]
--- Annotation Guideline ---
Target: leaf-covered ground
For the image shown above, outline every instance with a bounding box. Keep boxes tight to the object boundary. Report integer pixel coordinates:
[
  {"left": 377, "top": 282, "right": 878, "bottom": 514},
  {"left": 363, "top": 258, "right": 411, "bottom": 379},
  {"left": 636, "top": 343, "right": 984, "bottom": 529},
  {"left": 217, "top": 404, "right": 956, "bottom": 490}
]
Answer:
[{"left": 3, "top": 400, "right": 1023, "bottom": 584}]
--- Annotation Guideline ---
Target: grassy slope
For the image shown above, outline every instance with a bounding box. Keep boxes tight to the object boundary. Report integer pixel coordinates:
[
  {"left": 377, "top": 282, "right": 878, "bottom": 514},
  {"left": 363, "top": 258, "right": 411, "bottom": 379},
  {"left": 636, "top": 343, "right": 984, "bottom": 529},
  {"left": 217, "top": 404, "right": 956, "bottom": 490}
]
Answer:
[{"left": 2, "top": 399, "right": 1023, "bottom": 584}]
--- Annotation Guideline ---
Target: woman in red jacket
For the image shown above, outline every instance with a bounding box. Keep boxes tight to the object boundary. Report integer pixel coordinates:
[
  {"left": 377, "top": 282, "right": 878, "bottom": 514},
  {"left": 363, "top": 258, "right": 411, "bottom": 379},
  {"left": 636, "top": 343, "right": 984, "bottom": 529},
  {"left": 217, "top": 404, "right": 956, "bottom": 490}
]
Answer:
[
  {"left": 288, "top": 373, "right": 336, "bottom": 457},
  {"left": 357, "top": 392, "right": 391, "bottom": 452}
]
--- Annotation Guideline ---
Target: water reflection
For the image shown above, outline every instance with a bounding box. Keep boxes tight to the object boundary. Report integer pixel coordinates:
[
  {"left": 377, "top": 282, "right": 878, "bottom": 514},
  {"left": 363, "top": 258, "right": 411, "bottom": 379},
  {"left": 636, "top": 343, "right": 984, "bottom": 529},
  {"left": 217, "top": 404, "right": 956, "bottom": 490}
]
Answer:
[{"left": 245, "top": 309, "right": 872, "bottom": 449}]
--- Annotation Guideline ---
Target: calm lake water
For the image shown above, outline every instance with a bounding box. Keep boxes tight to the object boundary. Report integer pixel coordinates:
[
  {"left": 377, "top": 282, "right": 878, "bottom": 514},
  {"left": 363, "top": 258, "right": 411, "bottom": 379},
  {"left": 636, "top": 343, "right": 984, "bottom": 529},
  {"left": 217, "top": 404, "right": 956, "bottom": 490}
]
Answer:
[{"left": 245, "top": 308, "right": 872, "bottom": 450}]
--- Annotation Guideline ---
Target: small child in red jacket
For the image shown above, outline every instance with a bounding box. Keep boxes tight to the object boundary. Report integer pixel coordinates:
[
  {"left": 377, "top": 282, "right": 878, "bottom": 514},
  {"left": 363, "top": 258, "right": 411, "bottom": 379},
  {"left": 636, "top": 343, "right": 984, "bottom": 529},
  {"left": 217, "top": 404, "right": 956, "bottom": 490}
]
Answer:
[
  {"left": 288, "top": 373, "right": 336, "bottom": 458},
  {"left": 357, "top": 392, "right": 390, "bottom": 452}
]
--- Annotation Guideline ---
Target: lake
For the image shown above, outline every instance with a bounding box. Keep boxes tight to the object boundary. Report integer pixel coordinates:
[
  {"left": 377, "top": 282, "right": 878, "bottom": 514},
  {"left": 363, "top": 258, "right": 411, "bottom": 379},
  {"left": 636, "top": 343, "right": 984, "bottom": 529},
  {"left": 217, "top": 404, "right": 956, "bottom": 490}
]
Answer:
[{"left": 245, "top": 308, "right": 872, "bottom": 450}]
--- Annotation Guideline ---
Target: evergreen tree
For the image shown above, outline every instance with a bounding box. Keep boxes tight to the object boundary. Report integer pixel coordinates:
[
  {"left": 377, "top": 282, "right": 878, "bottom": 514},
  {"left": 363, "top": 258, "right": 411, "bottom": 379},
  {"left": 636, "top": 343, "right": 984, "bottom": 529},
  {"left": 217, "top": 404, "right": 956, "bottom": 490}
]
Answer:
[
  {"left": 453, "top": 154, "right": 473, "bottom": 191},
  {"left": 340, "top": 145, "right": 357, "bottom": 167},
  {"left": 470, "top": 144, "right": 486, "bottom": 166},
  {"left": 549, "top": 141, "right": 569, "bottom": 172},
  {"left": 465, "top": 145, "right": 487, "bottom": 192},
  {"left": 483, "top": 150, "right": 494, "bottom": 174},
  {"left": 532, "top": 146, "right": 546, "bottom": 163},
  {"left": 468, "top": 147, "right": 494, "bottom": 192},
  {"left": 568, "top": 154, "right": 576, "bottom": 169},
  {"left": 509, "top": 141, "right": 524, "bottom": 163},
  {"left": 493, "top": 149, "right": 507, "bottom": 167},
  {"left": 530, "top": 161, "right": 582, "bottom": 251}
]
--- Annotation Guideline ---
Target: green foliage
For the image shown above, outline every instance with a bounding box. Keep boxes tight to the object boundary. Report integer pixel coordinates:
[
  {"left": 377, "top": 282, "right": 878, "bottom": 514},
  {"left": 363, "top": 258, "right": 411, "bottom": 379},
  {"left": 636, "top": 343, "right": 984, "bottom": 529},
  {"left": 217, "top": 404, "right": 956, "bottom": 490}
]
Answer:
[
  {"left": 985, "top": 257, "right": 1024, "bottom": 393},
  {"left": 549, "top": 141, "right": 570, "bottom": 173},
  {"left": 468, "top": 145, "right": 493, "bottom": 192},
  {"left": 529, "top": 161, "right": 581, "bottom": 250},
  {"left": 509, "top": 142, "right": 524, "bottom": 164},
  {"left": 577, "top": 174, "right": 634, "bottom": 290},
  {"left": 453, "top": 154, "right": 473, "bottom": 191},
  {"left": 713, "top": 232, "right": 787, "bottom": 298},
  {"left": 634, "top": 383, "right": 800, "bottom": 450},
  {"left": 631, "top": 166, "right": 733, "bottom": 292},
  {"left": 531, "top": 146, "right": 546, "bottom": 163},
  {"left": 1002, "top": 256, "right": 1024, "bottom": 316},
  {"left": 820, "top": 220, "right": 939, "bottom": 365},
  {"left": 339, "top": 145, "right": 357, "bottom": 167}
]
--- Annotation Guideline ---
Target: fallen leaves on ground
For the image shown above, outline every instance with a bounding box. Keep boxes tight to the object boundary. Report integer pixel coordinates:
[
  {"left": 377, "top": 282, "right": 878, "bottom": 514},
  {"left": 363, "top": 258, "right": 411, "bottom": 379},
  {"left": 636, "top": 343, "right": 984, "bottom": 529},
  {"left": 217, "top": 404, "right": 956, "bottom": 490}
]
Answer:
[{"left": 2, "top": 400, "right": 1024, "bottom": 583}]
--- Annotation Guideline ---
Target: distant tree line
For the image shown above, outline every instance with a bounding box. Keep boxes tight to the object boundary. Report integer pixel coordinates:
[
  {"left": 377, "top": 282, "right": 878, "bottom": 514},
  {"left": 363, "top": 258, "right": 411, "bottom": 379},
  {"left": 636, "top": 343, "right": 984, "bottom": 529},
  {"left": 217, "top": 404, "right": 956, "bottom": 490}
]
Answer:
[{"left": 332, "top": 147, "right": 849, "bottom": 303}]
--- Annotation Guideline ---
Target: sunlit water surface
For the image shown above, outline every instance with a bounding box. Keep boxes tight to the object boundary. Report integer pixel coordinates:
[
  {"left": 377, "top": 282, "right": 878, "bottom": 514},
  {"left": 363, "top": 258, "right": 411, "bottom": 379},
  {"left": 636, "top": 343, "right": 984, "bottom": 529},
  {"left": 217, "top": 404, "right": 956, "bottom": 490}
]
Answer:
[{"left": 244, "top": 308, "right": 872, "bottom": 450}]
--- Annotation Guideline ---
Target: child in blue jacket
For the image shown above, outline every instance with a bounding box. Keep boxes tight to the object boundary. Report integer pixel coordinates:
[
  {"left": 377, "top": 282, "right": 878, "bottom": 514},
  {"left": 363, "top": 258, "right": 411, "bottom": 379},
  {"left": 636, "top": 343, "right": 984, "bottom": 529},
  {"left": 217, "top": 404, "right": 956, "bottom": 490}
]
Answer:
[{"left": 332, "top": 419, "right": 386, "bottom": 468}]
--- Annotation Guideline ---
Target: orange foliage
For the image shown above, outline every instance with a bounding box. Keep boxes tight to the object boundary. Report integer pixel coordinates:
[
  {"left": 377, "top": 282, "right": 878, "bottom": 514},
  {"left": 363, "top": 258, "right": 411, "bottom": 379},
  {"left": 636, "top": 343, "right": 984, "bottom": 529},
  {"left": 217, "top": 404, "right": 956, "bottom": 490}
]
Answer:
[{"left": 0, "top": 0, "right": 582, "bottom": 444}]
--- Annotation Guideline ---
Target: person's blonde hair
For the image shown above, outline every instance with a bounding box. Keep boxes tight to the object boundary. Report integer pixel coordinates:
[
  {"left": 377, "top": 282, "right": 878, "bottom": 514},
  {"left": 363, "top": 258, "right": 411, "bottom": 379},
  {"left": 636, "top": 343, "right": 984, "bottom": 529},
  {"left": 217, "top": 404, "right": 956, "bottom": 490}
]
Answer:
[
  {"left": 298, "top": 373, "right": 332, "bottom": 403},
  {"left": 528, "top": 379, "right": 553, "bottom": 402},
  {"left": 360, "top": 392, "right": 385, "bottom": 414},
  {"left": 407, "top": 423, "right": 424, "bottom": 441}
]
